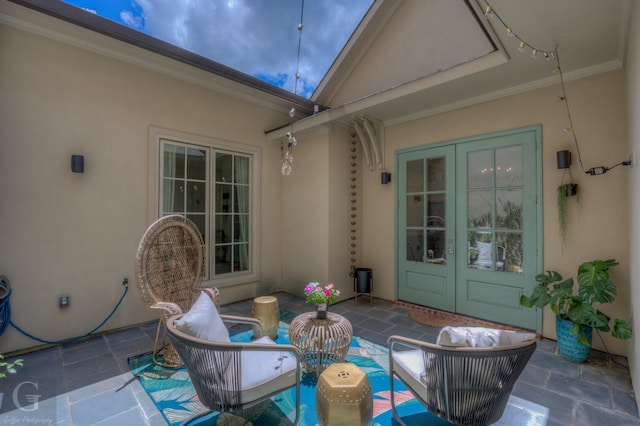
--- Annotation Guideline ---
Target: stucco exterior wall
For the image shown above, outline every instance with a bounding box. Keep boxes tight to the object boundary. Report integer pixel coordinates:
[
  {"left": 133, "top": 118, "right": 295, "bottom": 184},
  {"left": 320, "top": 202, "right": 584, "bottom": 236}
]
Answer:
[
  {"left": 360, "top": 70, "right": 631, "bottom": 355},
  {"left": 0, "top": 22, "right": 288, "bottom": 353},
  {"left": 624, "top": 0, "right": 640, "bottom": 407}
]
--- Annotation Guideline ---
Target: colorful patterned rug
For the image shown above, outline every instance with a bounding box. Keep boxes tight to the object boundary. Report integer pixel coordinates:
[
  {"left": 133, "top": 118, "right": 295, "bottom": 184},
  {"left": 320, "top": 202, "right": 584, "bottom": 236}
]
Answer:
[{"left": 128, "top": 322, "right": 548, "bottom": 425}]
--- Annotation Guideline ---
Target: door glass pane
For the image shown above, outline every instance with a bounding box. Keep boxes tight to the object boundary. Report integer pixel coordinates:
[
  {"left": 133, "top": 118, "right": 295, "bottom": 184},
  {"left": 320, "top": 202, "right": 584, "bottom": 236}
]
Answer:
[
  {"left": 234, "top": 156, "right": 249, "bottom": 184},
  {"left": 162, "top": 180, "right": 184, "bottom": 212},
  {"left": 216, "top": 183, "right": 232, "bottom": 213},
  {"left": 496, "top": 145, "right": 523, "bottom": 187},
  {"left": 427, "top": 194, "right": 445, "bottom": 225},
  {"left": 187, "top": 147, "right": 207, "bottom": 180},
  {"left": 407, "top": 195, "right": 423, "bottom": 227},
  {"left": 234, "top": 215, "right": 248, "bottom": 242},
  {"left": 496, "top": 189, "right": 522, "bottom": 230},
  {"left": 186, "top": 181, "right": 206, "bottom": 212},
  {"left": 234, "top": 244, "right": 250, "bottom": 272},
  {"left": 427, "top": 230, "right": 446, "bottom": 264},
  {"left": 407, "top": 230, "right": 424, "bottom": 262},
  {"left": 187, "top": 214, "right": 206, "bottom": 242},
  {"left": 468, "top": 191, "right": 492, "bottom": 228},
  {"left": 234, "top": 186, "right": 249, "bottom": 213},
  {"left": 216, "top": 153, "right": 232, "bottom": 182},
  {"left": 163, "top": 144, "right": 185, "bottom": 178},
  {"left": 468, "top": 231, "right": 493, "bottom": 269},
  {"left": 497, "top": 232, "right": 523, "bottom": 274},
  {"left": 406, "top": 160, "right": 424, "bottom": 193},
  {"left": 427, "top": 157, "right": 445, "bottom": 191},
  {"left": 468, "top": 150, "right": 493, "bottom": 188}
]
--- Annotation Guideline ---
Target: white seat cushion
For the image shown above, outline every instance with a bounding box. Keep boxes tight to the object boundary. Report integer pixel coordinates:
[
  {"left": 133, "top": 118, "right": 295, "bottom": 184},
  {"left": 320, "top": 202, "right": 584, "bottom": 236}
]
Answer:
[
  {"left": 174, "top": 291, "right": 230, "bottom": 342},
  {"left": 391, "top": 349, "right": 428, "bottom": 401},
  {"left": 222, "top": 336, "right": 299, "bottom": 404}
]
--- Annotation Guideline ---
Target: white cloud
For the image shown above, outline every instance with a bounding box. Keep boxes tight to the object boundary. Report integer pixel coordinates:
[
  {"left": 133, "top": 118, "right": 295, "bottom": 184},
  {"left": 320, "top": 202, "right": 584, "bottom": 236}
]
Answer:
[{"left": 120, "top": 10, "right": 144, "bottom": 29}]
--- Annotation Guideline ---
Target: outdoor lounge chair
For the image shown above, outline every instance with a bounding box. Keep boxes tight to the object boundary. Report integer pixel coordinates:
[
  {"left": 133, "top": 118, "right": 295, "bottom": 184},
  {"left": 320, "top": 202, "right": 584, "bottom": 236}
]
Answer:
[
  {"left": 388, "top": 332, "right": 536, "bottom": 426},
  {"left": 165, "top": 309, "right": 302, "bottom": 425},
  {"left": 135, "top": 214, "right": 219, "bottom": 367}
]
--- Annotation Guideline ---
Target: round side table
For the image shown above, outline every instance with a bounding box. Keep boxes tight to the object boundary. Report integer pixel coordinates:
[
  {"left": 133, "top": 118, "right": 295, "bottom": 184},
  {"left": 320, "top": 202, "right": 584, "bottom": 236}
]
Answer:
[{"left": 289, "top": 311, "right": 353, "bottom": 375}]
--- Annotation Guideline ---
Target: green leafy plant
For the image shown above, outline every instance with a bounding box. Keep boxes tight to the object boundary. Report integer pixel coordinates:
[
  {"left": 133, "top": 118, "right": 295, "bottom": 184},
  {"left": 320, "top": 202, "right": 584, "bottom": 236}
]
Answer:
[
  {"left": 557, "top": 183, "right": 577, "bottom": 244},
  {"left": 520, "top": 259, "right": 632, "bottom": 346},
  {"left": 0, "top": 353, "right": 23, "bottom": 379}
]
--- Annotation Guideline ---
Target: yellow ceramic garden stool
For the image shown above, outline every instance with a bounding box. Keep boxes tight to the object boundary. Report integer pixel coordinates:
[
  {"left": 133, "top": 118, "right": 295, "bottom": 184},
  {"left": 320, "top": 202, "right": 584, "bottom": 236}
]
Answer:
[
  {"left": 316, "top": 362, "right": 373, "bottom": 426},
  {"left": 251, "top": 295, "right": 279, "bottom": 339}
]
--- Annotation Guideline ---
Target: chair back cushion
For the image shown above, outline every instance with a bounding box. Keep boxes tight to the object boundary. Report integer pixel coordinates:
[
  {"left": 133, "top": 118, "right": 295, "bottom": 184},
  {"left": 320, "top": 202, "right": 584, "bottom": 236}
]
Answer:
[
  {"left": 174, "top": 291, "right": 230, "bottom": 342},
  {"left": 437, "top": 326, "right": 536, "bottom": 348}
]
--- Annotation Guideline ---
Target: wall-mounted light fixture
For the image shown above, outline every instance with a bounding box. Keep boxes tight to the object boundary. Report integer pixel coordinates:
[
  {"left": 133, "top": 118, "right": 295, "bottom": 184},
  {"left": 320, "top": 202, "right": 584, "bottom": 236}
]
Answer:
[
  {"left": 557, "top": 150, "right": 571, "bottom": 169},
  {"left": 71, "top": 155, "right": 84, "bottom": 173},
  {"left": 381, "top": 171, "right": 391, "bottom": 185}
]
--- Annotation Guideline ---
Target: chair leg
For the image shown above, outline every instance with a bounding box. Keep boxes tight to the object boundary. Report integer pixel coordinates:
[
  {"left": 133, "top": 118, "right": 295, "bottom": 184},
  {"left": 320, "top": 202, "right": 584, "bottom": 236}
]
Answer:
[
  {"left": 152, "top": 318, "right": 182, "bottom": 368},
  {"left": 389, "top": 360, "right": 407, "bottom": 426}
]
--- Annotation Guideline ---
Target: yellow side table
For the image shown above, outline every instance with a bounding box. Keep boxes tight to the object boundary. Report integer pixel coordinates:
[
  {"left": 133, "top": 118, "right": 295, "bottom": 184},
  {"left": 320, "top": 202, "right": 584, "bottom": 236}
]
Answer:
[
  {"left": 316, "top": 362, "right": 373, "bottom": 426},
  {"left": 251, "top": 295, "right": 279, "bottom": 339}
]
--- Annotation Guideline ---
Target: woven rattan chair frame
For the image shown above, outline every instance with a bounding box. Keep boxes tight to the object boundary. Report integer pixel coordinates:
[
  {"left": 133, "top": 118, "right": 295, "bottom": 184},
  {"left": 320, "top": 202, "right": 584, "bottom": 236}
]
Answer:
[
  {"left": 388, "top": 335, "right": 536, "bottom": 426},
  {"left": 166, "top": 313, "right": 302, "bottom": 426},
  {"left": 135, "top": 215, "right": 218, "bottom": 367}
]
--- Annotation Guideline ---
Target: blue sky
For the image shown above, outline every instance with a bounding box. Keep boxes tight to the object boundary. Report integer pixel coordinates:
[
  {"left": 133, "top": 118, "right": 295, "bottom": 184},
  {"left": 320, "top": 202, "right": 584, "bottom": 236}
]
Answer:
[{"left": 62, "top": 0, "right": 374, "bottom": 98}]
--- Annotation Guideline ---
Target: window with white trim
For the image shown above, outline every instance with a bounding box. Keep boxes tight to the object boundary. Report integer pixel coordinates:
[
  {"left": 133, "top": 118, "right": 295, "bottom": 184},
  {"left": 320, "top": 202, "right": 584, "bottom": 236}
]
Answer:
[{"left": 159, "top": 138, "right": 253, "bottom": 281}]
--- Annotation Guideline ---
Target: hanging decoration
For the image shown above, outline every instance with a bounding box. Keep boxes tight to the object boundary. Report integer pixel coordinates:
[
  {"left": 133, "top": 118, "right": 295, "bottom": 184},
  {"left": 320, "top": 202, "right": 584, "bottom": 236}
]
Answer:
[
  {"left": 479, "top": 0, "right": 632, "bottom": 176},
  {"left": 281, "top": 0, "right": 305, "bottom": 176},
  {"left": 349, "top": 133, "right": 359, "bottom": 278}
]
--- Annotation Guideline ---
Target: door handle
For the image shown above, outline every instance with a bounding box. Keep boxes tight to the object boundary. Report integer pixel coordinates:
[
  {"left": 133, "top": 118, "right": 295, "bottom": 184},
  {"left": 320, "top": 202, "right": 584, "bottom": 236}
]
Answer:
[{"left": 447, "top": 236, "right": 455, "bottom": 255}]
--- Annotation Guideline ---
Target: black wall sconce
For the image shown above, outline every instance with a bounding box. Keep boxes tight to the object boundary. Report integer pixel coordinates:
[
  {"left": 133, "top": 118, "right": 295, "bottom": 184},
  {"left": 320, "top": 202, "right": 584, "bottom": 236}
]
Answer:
[
  {"left": 71, "top": 155, "right": 85, "bottom": 173},
  {"left": 381, "top": 171, "right": 391, "bottom": 184},
  {"left": 557, "top": 150, "right": 571, "bottom": 169}
]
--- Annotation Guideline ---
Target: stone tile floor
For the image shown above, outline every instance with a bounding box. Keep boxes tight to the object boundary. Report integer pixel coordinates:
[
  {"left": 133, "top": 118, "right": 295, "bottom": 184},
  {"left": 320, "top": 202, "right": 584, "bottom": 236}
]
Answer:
[{"left": 0, "top": 292, "right": 637, "bottom": 425}]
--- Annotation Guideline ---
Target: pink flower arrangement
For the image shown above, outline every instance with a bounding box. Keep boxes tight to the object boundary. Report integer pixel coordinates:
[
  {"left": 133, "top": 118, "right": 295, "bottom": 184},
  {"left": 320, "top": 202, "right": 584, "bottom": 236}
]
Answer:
[{"left": 304, "top": 282, "right": 340, "bottom": 305}]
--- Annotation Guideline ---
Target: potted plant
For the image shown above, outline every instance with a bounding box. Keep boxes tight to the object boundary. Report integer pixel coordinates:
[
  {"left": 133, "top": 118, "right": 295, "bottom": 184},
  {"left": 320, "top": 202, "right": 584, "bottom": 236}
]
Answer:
[
  {"left": 520, "top": 259, "right": 632, "bottom": 362},
  {"left": 557, "top": 183, "right": 577, "bottom": 243},
  {"left": 304, "top": 282, "right": 340, "bottom": 319}
]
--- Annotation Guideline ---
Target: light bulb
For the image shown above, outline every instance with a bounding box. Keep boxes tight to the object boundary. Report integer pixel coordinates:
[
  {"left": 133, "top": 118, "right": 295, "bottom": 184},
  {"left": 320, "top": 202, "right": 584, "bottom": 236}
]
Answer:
[
  {"left": 563, "top": 127, "right": 573, "bottom": 133},
  {"left": 484, "top": 5, "right": 494, "bottom": 18},
  {"left": 543, "top": 52, "right": 550, "bottom": 60},
  {"left": 530, "top": 49, "right": 538, "bottom": 59},
  {"left": 517, "top": 42, "right": 526, "bottom": 53},
  {"left": 506, "top": 27, "right": 515, "bottom": 38},
  {"left": 553, "top": 66, "right": 561, "bottom": 73},
  {"left": 297, "top": 23, "right": 303, "bottom": 31},
  {"left": 289, "top": 107, "right": 295, "bottom": 118}
]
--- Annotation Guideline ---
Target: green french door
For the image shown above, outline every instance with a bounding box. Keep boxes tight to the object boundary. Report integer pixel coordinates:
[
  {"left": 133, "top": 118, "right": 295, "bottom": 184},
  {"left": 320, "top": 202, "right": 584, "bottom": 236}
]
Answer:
[{"left": 397, "top": 126, "right": 541, "bottom": 330}]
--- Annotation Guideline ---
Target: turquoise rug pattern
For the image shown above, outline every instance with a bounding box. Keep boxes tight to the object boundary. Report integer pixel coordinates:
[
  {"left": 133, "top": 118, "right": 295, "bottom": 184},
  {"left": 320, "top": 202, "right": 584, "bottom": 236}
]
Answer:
[
  {"left": 129, "top": 323, "right": 430, "bottom": 425},
  {"left": 128, "top": 322, "right": 548, "bottom": 425}
]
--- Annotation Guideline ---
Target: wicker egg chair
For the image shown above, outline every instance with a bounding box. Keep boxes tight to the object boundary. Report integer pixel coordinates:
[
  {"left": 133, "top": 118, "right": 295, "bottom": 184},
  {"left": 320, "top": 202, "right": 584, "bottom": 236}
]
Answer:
[{"left": 135, "top": 214, "right": 219, "bottom": 367}]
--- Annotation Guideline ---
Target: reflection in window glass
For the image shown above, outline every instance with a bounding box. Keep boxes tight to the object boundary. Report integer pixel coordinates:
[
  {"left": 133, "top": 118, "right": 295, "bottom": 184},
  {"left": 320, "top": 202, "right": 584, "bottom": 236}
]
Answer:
[
  {"left": 496, "top": 189, "right": 522, "bottom": 230},
  {"left": 467, "top": 191, "right": 492, "bottom": 228},
  {"left": 407, "top": 195, "right": 423, "bottom": 227},
  {"left": 427, "top": 157, "right": 445, "bottom": 191},
  {"left": 497, "top": 232, "right": 523, "bottom": 274},
  {"left": 161, "top": 140, "right": 252, "bottom": 280},
  {"left": 495, "top": 145, "right": 523, "bottom": 187},
  {"left": 406, "top": 160, "right": 424, "bottom": 193},
  {"left": 407, "top": 230, "right": 424, "bottom": 262},
  {"left": 468, "top": 150, "right": 493, "bottom": 189}
]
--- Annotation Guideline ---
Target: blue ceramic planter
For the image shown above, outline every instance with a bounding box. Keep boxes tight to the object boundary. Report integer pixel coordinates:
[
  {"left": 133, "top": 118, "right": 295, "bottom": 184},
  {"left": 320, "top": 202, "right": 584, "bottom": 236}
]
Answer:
[{"left": 555, "top": 316, "right": 592, "bottom": 363}]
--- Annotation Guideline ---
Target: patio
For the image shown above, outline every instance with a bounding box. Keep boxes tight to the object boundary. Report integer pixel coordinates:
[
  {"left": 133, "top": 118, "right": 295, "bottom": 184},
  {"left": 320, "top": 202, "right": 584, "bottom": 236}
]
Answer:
[{"left": 1, "top": 293, "right": 637, "bottom": 425}]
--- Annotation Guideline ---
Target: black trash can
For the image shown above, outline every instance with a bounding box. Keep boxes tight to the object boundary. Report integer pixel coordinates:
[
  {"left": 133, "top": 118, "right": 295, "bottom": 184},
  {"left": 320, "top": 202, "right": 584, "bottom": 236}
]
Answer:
[{"left": 353, "top": 267, "right": 373, "bottom": 304}]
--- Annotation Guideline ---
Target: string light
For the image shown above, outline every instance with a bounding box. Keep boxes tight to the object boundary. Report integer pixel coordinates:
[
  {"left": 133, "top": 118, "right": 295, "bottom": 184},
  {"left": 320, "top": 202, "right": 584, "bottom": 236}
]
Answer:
[
  {"left": 281, "top": 0, "right": 305, "bottom": 176},
  {"left": 480, "top": 0, "right": 587, "bottom": 173}
]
